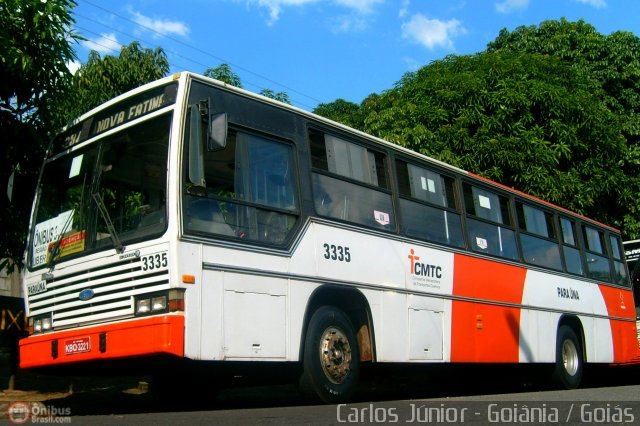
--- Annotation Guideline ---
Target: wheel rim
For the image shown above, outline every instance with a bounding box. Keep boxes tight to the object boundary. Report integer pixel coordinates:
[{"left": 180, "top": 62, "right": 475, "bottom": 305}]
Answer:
[
  {"left": 562, "top": 339, "right": 579, "bottom": 376},
  {"left": 319, "top": 326, "right": 353, "bottom": 384}
]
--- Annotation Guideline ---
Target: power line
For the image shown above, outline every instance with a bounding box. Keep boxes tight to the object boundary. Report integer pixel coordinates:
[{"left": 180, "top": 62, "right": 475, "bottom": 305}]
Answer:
[{"left": 77, "top": 0, "right": 324, "bottom": 108}]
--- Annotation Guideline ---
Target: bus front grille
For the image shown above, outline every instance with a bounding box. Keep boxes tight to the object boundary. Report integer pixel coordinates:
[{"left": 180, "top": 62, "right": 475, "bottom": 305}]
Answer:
[{"left": 27, "top": 255, "right": 170, "bottom": 330}]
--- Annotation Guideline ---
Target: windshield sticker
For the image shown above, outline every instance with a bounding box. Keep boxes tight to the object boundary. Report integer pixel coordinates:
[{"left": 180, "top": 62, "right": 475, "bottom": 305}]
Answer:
[
  {"left": 478, "top": 195, "right": 491, "bottom": 210},
  {"left": 374, "top": 210, "right": 390, "bottom": 226},
  {"left": 69, "top": 154, "right": 83, "bottom": 178},
  {"left": 47, "top": 231, "right": 86, "bottom": 263},
  {"left": 32, "top": 210, "right": 73, "bottom": 267}
]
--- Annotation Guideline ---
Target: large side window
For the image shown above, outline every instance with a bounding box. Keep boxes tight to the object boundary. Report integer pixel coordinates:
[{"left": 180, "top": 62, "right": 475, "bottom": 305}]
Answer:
[
  {"left": 559, "top": 217, "right": 584, "bottom": 275},
  {"left": 310, "top": 129, "right": 394, "bottom": 231},
  {"left": 463, "top": 183, "right": 518, "bottom": 260},
  {"left": 516, "top": 203, "right": 562, "bottom": 270},
  {"left": 396, "top": 160, "right": 464, "bottom": 247},
  {"left": 582, "top": 225, "right": 610, "bottom": 281},
  {"left": 184, "top": 129, "right": 299, "bottom": 245},
  {"left": 609, "top": 234, "right": 628, "bottom": 286}
]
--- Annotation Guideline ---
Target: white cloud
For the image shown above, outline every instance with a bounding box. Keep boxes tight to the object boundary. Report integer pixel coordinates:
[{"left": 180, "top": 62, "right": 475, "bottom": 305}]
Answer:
[
  {"left": 495, "top": 0, "right": 529, "bottom": 14},
  {"left": 401, "top": 14, "right": 466, "bottom": 50},
  {"left": 574, "top": 0, "right": 607, "bottom": 8},
  {"left": 329, "top": 15, "right": 368, "bottom": 33},
  {"left": 67, "top": 60, "right": 82, "bottom": 75},
  {"left": 82, "top": 33, "right": 121, "bottom": 54},
  {"left": 131, "top": 11, "right": 190, "bottom": 38},
  {"left": 399, "top": 0, "right": 410, "bottom": 18},
  {"left": 247, "top": 0, "right": 383, "bottom": 25},
  {"left": 251, "top": 0, "right": 320, "bottom": 24},
  {"left": 334, "top": 0, "right": 384, "bottom": 14}
]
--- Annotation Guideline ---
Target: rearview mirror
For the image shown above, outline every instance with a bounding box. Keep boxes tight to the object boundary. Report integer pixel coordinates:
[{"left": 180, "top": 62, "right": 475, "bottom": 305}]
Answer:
[
  {"left": 188, "top": 104, "right": 206, "bottom": 189},
  {"left": 208, "top": 113, "right": 227, "bottom": 151}
]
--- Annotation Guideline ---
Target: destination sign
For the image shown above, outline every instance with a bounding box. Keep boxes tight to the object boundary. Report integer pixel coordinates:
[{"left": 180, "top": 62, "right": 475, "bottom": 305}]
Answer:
[{"left": 51, "top": 82, "right": 178, "bottom": 155}]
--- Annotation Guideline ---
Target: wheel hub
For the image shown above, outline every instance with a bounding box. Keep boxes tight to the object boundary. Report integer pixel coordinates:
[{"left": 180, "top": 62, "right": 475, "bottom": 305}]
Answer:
[
  {"left": 562, "top": 339, "right": 579, "bottom": 376},
  {"left": 320, "top": 327, "right": 353, "bottom": 384}
]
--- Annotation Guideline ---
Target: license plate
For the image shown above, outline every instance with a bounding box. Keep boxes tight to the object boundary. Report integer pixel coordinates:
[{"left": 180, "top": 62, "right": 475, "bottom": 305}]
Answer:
[{"left": 64, "top": 337, "right": 91, "bottom": 355}]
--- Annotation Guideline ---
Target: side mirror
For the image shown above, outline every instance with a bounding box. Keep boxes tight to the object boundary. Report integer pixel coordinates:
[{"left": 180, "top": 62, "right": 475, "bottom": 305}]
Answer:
[
  {"left": 208, "top": 113, "right": 227, "bottom": 151},
  {"left": 188, "top": 104, "right": 206, "bottom": 189}
]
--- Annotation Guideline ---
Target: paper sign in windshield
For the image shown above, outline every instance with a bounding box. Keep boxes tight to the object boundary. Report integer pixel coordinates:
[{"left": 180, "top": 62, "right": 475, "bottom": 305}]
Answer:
[
  {"left": 32, "top": 210, "right": 73, "bottom": 267},
  {"left": 47, "top": 231, "right": 86, "bottom": 263}
]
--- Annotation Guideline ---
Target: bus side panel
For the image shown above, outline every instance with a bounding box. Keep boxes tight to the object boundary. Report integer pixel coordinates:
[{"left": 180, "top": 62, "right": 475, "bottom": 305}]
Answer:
[
  {"left": 521, "top": 271, "right": 613, "bottom": 364},
  {"left": 607, "top": 319, "right": 640, "bottom": 363},
  {"left": 598, "top": 284, "right": 639, "bottom": 363},
  {"left": 518, "top": 309, "right": 558, "bottom": 363},
  {"left": 450, "top": 255, "right": 526, "bottom": 362},
  {"left": 450, "top": 301, "right": 521, "bottom": 362}
]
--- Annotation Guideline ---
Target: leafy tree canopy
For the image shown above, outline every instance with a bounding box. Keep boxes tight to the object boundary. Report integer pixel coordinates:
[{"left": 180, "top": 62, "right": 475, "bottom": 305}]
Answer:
[
  {"left": 314, "top": 19, "right": 640, "bottom": 239},
  {"left": 59, "top": 42, "right": 170, "bottom": 125},
  {"left": 0, "top": 0, "right": 80, "bottom": 270},
  {"left": 204, "top": 64, "right": 243, "bottom": 88}
]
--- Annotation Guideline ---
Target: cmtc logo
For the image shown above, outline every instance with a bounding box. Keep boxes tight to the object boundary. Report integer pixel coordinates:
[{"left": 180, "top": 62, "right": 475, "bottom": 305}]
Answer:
[{"left": 408, "top": 249, "right": 442, "bottom": 278}]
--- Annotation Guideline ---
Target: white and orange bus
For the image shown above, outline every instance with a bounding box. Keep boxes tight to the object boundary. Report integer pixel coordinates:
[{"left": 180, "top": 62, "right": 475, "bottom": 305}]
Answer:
[{"left": 20, "top": 72, "right": 640, "bottom": 402}]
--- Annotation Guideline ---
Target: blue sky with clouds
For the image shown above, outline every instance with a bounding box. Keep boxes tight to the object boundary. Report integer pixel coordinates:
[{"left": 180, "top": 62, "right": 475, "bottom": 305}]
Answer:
[{"left": 72, "top": 0, "right": 639, "bottom": 110}]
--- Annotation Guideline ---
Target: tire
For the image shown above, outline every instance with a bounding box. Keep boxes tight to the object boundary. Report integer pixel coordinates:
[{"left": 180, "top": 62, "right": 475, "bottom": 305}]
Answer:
[
  {"left": 299, "top": 306, "right": 360, "bottom": 403},
  {"left": 552, "top": 325, "right": 583, "bottom": 389}
]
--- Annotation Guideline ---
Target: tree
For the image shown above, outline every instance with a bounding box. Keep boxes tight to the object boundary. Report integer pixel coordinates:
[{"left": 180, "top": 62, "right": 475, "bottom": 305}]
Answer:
[
  {"left": 313, "top": 98, "right": 364, "bottom": 128},
  {"left": 487, "top": 18, "right": 640, "bottom": 238},
  {"left": 259, "top": 89, "right": 292, "bottom": 105},
  {"left": 0, "top": 0, "right": 80, "bottom": 270},
  {"left": 360, "top": 51, "right": 630, "bottom": 232},
  {"left": 203, "top": 63, "right": 292, "bottom": 104},
  {"left": 204, "top": 63, "right": 243, "bottom": 88},
  {"left": 59, "top": 42, "right": 170, "bottom": 125}
]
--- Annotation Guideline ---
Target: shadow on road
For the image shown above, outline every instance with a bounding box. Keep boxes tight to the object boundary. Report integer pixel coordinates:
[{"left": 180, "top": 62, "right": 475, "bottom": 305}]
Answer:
[{"left": 19, "top": 362, "right": 639, "bottom": 416}]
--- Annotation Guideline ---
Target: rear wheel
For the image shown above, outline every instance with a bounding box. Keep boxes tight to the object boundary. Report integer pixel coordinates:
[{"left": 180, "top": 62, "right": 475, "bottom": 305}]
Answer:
[
  {"left": 552, "top": 325, "right": 583, "bottom": 389},
  {"left": 299, "top": 306, "right": 360, "bottom": 403}
]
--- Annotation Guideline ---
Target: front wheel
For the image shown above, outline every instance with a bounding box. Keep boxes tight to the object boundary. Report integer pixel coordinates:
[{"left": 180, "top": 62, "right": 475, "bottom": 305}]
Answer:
[
  {"left": 552, "top": 325, "right": 583, "bottom": 389},
  {"left": 299, "top": 306, "right": 360, "bottom": 403}
]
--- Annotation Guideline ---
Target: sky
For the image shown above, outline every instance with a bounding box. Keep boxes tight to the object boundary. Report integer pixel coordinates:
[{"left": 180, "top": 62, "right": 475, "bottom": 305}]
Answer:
[{"left": 71, "top": 0, "right": 640, "bottom": 111}]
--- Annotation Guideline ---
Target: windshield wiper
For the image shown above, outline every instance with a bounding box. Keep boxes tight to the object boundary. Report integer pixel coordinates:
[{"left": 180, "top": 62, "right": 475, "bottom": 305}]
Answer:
[
  {"left": 92, "top": 192, "right": 125, "bottom": 253},
  {"left": 44, "top": 208, "right": 75, "bottom": 277}
]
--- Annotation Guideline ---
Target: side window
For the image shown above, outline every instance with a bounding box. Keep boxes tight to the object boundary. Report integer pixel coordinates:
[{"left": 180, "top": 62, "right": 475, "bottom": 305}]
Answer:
[
  {"left": 582, "top": 225, "right": 610, "bottom": 281},
  {"left": 310, "top": 129, "right": 394, "bottom": 231},
  {"left": 559, "top": 217, "right": 583, "bottom": 275},
  {"left": 396, "top": 160, "right": 464, "bottom": 247},
  {"left": 463, "top": 183, "right": 518, "bottom": 260},
  {"left": 609, "top": 235, "right": 628, "bottom": 286},
  {"left": 184, "top": 130, "right": 299, "bottom": 245},
  {"left": 516, "top": 203, "right": 562, "bottom": 270}
]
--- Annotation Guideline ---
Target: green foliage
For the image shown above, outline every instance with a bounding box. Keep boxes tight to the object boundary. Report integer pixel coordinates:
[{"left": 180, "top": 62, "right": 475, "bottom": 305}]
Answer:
[
  {"left": 204, "top": 64, "right": 243, "bottom": 88},
  {"left": 359, "top": 50, "right": 629, "bottom": 234},
  {"left": 203, "top": 64, "right": 293, "bottom": 104},
  {"left": 58, "top": 42, "right": 170, "bottom": 125},
  {"left": 487, "top": 18, "right": 640, "bottom": 237},
  {"left": 259, "top": 89, "right": 292, "bottom": 105},
  {"left": 313, "top": 99, "right": 365, "bottom": 128},
  {"left": 0, "top": 0, "right": 80, "bottom": 270}
]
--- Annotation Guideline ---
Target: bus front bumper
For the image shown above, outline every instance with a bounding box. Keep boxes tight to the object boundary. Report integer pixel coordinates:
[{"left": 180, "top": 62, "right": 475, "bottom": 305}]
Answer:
[{"left": 19, "top": 315, "right": 184, "bottom": 369}]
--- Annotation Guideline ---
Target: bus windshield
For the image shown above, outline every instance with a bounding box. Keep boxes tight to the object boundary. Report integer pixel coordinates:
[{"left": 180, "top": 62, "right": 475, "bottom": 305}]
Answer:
[{"left": 29, "top": 112, "right": 171, "bottom": 269}]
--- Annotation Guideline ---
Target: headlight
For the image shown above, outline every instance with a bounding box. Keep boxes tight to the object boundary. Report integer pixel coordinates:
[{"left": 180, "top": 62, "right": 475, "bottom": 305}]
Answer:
[
  {"left": 152, "top": 296, "right": 167, "bottom": 311},
  {"left": 42, "top": 317, "right": 52, "bottom": 331},
  {"left": 30, "top": 314, "right": 53, "bottom": 334},
  {"left": 135, "top": 290, "right": 185, "bottom": 316},
  {"left": 136, "top": 298, "right": 151, "bottom": 314}
]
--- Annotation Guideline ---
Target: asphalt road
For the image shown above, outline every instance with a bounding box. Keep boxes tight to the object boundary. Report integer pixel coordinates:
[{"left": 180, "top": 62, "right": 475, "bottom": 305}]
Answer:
[{"left": 3, "top": 363, "right": 640, "bottom": 425}]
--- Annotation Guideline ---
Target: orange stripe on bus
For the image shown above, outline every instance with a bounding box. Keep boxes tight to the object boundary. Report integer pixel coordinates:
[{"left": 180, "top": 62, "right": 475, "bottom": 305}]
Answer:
[
  {"left": 451, "top": 254, "right": 527, "bottom": 362},
  {"left": 597, "top": 285, "right": 640, "bottom": 363},
  {"left": 19, "top": 315, "right": 184, "bottom": 369},
  {"left": 451, "top": 301, "right": 521, "bottom": 362}
]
